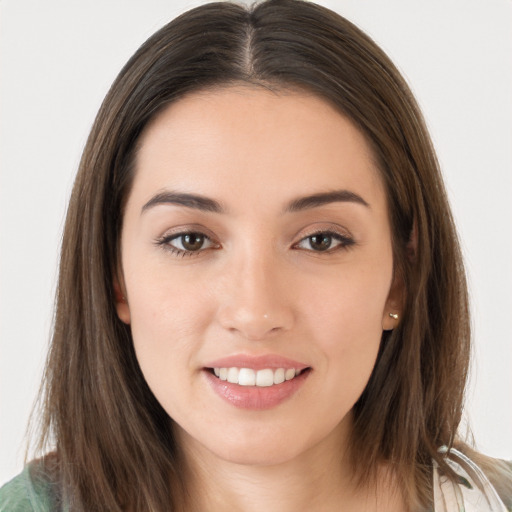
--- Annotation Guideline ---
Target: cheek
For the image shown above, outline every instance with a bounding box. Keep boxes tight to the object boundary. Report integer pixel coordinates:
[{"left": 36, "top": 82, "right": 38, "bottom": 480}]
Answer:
[
  {"left": 122, "top": 263, "right": 216, "bottom": 401},
  {"left": 126, "top": 255, "right": 216, "bottom": 334},
  {"left": 300, "top": 261, "right": 392, "bottom": 395},
  {"left": 302, "top": 263, "right": 391, "bottom": 343}
]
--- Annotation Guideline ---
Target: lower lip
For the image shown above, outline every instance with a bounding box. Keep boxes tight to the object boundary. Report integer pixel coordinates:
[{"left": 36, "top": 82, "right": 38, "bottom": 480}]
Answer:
[{"left": 204, "top": 369, "right": 310, "bottom": 410}]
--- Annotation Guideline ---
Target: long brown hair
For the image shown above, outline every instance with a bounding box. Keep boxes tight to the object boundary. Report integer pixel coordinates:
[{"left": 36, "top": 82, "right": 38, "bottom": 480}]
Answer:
[{"left": 33, "top": 0, "right": 478, "bottom": 509}]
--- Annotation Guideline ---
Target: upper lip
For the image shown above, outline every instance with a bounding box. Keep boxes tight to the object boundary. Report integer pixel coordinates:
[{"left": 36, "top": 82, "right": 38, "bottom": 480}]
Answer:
[{"left": 204, "top": 354, "right": 310, "bottom": 371}]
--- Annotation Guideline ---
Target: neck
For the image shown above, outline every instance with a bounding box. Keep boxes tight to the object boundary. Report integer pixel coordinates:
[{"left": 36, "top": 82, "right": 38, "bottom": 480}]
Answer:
[
  {"left": 175, "top": 416, "right": 407, "bottom": 512},
  {"left": 183, "top": 428, "right": 346, "bottom": 512}
]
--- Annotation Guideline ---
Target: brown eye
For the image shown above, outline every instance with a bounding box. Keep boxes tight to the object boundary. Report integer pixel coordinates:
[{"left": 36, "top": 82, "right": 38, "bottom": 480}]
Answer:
[
  {"left": 295, "top": 231, "right": 354, "bottom": 252},
  {"left": 163, "top": 232, "right": 217, "bottom": 254},
  {"left": 308, "top": 234, "right": 333, "bottom": 251},
  {"left": 181, "top": 233, "right": 206, "bottom": 251}
]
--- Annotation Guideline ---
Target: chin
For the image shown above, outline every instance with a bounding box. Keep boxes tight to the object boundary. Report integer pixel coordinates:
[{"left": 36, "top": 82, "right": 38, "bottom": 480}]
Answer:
[
  {"left": 201, "top": 419, "right": 342, "bottom": 468},
  {"left": 212, "top": 438, "right": 308, "bottom": 467}
]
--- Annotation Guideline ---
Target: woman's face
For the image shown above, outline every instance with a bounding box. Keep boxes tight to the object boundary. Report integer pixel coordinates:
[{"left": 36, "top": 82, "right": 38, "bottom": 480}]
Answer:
[{"left": 117, "top": 86, "right": 400, "bottom": 466}]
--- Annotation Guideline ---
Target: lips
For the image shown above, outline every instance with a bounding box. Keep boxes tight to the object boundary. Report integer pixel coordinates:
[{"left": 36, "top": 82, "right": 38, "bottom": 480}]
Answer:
[{"left": 203, "top": 355, "right": 311, "bottom": 409}]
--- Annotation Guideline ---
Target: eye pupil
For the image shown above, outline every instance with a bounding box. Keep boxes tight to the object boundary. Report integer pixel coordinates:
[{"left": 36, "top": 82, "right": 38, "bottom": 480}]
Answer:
[
  {"left": 182, "top": 233, "right": 204, "bottom": 251},
  {"left": 310, "top": 234, "right": 332, "bottom": 251}
]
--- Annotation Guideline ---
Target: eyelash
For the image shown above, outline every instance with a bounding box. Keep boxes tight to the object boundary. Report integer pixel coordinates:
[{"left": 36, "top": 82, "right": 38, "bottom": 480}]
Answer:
[
  {"left": 155, "top": 232, "right": 220, "bottom": 258},
  {"left": 293, "top": 229, "right": 355, "bottom": 253},
  {"left": 155, "top": 229, "right": 355, "bottom": 257}
]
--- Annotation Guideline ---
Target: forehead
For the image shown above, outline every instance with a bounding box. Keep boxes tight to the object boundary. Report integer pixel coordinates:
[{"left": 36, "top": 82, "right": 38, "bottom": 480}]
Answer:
[{"left": 131, "top": 86, "right": 385, "bottom": 213}]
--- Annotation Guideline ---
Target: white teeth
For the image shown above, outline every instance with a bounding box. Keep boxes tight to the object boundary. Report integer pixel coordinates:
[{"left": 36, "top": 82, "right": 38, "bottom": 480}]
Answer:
[
  {"left": 238, "top": 368, "right": 256, "bottom": 386},
  {"left": 273, "top": 368, "right": 285, "bottom": 384},
  {"left": 227, "top": 367, "right": 239, "bottom": 384},
  {"left": 256, "top": 369, "right": 274, "bottom": 387},
  {"left": 285, "top": 368, "right": 296, "bottom": 381},
  {"left": 212, "top": 367, "right": 304, "bottom": 387}
]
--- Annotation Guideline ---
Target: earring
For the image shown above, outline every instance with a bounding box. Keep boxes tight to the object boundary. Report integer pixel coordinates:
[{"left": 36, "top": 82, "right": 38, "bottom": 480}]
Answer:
[{"left": 389, "top": 313, "right": 399, "bottom": 320}]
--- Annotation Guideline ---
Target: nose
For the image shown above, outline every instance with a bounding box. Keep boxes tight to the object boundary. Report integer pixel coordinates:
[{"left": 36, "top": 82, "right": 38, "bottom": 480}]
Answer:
[{"left": 216, "top": 249, "right": 295, "bottom": 341}]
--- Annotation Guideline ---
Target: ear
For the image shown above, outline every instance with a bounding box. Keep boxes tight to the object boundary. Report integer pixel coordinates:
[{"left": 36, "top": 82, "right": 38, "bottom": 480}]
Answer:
[
  {"left": 114, "top": 278, "right": 131, "bottom": 325},
  {"left": 382, "top": 221, "right": 416, "bottom": 331},
  {"left": 382, "top": 270, "right": 404, "bottom": 331}
]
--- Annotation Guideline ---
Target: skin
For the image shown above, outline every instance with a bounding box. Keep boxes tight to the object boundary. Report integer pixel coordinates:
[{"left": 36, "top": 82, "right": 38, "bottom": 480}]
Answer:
[{"left": 116, "top": 86, "right": 405, "bottom": 511}]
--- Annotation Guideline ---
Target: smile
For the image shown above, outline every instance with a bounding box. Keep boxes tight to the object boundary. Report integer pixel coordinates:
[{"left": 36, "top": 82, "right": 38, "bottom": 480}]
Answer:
[
  {"left": 205, "top": 366, "right": 311, "bottom": 410},
  {"left": 212, "top": 367, "right": 302, "bottom": 387}
]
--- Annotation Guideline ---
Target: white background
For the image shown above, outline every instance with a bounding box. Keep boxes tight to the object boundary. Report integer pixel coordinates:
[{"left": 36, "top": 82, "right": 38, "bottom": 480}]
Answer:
[{"left": 1, "top": 0, "right": 511, "bottom": 486}]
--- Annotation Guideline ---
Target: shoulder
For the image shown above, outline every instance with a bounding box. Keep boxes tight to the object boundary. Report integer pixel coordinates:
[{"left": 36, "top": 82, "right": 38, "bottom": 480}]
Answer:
[
  {"left": 484, "top": 458, "right": 512, "bottom": 510},
  {"left": 436, "top": 446, "right": 512, "bottom": 512},
  {"left": 0, "top": 461, "right": 57, "bottom": 512},
  {"left": 462, "top": 447, "right": 512, "bottom": 510}
]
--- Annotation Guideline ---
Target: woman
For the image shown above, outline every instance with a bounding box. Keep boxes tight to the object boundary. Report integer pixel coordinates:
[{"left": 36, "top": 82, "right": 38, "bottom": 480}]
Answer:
[{"left": 1, "top": 0, "right": 510, "bottom": 510}]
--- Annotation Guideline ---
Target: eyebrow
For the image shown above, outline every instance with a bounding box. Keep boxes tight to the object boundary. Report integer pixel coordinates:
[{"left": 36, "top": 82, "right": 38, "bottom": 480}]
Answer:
[
  {"left": 141, "top": 188, "right": 369, "bottom": 215},
  {"left": 285, "top": 190, "right": 370, "bottom": 212},
  {"left": 141, "top": 191, "right": 224, "bottom": 214}
]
